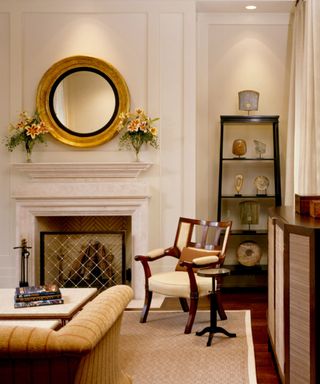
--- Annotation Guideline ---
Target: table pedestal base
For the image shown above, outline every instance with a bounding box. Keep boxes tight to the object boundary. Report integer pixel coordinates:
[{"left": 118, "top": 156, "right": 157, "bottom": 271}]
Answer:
[
  {"left": 196, "top": 281, "right": 236, "bottom": 346},
  {"left": 196, "top": 325, "right": 236, "bottom": 347}
]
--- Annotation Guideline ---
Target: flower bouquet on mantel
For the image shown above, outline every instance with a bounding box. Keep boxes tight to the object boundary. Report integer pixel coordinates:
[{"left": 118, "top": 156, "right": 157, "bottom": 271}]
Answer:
[
  {"left": 4, "top": 111, "right": 49, "bottom": 162},
  {"left": 117, "top": 108, "right": 159, "bottom": 161}
]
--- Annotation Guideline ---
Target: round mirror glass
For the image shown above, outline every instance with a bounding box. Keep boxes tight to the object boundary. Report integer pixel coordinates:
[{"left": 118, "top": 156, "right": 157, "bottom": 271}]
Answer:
[
  {"left": 37, "top": 56, "right": 130, "bottom": 147},
  {"left": 52, "top": 70, "right": 116, "bottom": 135}
]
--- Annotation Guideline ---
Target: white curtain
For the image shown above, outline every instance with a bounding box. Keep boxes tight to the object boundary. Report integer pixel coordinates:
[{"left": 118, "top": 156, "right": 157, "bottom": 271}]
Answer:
[{"left": 285, "top": 0, "right": 320, "bottom": 205}]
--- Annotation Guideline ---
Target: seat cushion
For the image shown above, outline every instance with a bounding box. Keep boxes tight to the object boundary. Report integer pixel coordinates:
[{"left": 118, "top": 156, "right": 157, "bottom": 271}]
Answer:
[{"left": 149, "top": 271, "right": 213, "bottom": 298}]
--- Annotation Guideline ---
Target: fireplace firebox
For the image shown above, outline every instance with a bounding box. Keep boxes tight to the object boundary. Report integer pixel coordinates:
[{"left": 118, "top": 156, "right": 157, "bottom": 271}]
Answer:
[{"left": 40, "top": 231, "right": 128, "bottom": 290}]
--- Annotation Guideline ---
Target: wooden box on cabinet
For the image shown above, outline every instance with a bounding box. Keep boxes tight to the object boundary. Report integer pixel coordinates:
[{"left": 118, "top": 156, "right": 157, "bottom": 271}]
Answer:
[
  {"left": 294, "top": 194, "right": 320, "bottom": 215},
  {"left": 309, "top": 200, "right": 320, "bottom": 218}
]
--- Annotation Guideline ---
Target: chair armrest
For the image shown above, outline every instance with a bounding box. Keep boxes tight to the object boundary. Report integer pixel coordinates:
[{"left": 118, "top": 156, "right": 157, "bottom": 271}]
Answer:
[
  {"left": 134, "top": 246, "right": 180, "bottom": 283},
  {"left": 180, "top": 248, "right": 221, "bottom": 269},
  {"left": 134, "top": 250, "right": 164, "bottom": 263},
  {"left": 147, "top": 248, "right": 165, "bottom": 258},
  {"left": 134, "top": 246, "right": 180, "bottom": 262},
  {"left": 180, "top": 258, "right": 219, "bottom": 269},
  {"left": 193, "top": 255, "right": 219, "bottom": 266}
]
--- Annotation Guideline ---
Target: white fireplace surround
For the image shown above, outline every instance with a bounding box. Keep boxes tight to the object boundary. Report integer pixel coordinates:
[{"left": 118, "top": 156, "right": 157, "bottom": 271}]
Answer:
[{"left": 11, "top": 162, "right": 152, "bottom": 300}]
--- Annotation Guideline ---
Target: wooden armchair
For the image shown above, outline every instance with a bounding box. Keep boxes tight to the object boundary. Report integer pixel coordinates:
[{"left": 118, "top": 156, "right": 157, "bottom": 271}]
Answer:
[{"left": 135, "top": 217, "right": 232, "bottom": 334}]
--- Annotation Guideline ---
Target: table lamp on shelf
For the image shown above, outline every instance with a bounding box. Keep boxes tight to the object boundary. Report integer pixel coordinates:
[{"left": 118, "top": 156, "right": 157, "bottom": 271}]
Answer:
[
  {"left": 238, "top": 90, "right": 259, "bottom": 115},
  {"left": 239, "top": 200, "right": 260, "bottom": 232}
]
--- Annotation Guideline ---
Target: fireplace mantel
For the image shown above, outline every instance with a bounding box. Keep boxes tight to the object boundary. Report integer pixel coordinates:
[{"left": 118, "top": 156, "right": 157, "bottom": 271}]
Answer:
[
  {"left": 11, "top": 161, "right": 153, "bottom": 299},
  {"left": 12, "top": 162, "right": 152, "bottom": 181}
]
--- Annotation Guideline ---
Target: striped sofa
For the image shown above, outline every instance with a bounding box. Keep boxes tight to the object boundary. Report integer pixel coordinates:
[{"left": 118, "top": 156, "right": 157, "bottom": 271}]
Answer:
[{"left": 0, "top": 284, "right": 133, "bottom": 384}]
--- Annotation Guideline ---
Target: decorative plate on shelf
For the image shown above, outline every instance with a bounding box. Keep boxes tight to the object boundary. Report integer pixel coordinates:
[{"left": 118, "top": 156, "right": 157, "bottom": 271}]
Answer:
[
  {"left": 254, "top": 175, "right": 269, "bottom": 192},
  {"left": 236, "top": 241, "right": 262, "bottom": 267}
]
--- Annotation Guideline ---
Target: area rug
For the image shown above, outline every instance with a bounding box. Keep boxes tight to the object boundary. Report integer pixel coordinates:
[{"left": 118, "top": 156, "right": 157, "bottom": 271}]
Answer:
[{"left": 119, "top": 310, "right": 257, "bottom": 384}]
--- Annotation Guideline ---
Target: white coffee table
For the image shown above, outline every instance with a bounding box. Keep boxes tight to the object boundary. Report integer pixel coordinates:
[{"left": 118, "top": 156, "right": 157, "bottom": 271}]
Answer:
[{"left": 0, "top": 287, "right": 97, "bottom": 325}]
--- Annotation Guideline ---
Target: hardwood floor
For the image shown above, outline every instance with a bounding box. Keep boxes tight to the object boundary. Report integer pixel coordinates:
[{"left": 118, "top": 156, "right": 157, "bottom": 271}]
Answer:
[
  {"left": 160, "top": 290, "right": 280, "bottom": 384},
  {"left": 222, "top": 290, "right": 280, "bottom": 384}
]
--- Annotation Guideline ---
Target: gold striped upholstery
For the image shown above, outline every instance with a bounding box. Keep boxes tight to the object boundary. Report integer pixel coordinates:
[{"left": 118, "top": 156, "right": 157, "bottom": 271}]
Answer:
[{"left": 0, "top": 285, "right": 133, "bottom": 384}]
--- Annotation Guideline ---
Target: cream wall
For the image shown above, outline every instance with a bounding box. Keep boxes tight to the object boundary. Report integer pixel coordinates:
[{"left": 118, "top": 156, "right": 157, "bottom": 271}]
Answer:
[
  {"left": 0, "top": 0, "right": 196, "bottom": 287},
  {"left": 197, "top": 11, "right": 291, "bottom": 221},
  {"left": 0, "top": 10, "right": 11, "bottom": 286},
  {"left": 0, "top": 0, "right": 291, "bottom": 288}
]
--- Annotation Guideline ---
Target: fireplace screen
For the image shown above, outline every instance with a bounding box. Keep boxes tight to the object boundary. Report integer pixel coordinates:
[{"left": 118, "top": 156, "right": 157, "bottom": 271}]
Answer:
[{"left": 40, "top": 231, "right": 126, "bottom": 289}]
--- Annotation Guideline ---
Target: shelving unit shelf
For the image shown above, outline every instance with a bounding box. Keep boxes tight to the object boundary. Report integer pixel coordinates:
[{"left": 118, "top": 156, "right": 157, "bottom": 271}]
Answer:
[{"left": 217, "top": 115, "right": 281, "bottom": 289}]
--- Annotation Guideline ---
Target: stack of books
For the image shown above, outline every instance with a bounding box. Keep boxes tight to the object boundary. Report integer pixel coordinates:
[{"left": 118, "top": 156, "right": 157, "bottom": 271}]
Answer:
[{"left": 14, "top": 284, "right": 64, "bottom": 308}]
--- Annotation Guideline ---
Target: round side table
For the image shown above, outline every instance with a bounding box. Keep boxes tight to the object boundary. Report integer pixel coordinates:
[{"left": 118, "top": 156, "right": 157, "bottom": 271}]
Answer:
[{"left": 196, "top": 268, "right": 236, "bottom": 346}]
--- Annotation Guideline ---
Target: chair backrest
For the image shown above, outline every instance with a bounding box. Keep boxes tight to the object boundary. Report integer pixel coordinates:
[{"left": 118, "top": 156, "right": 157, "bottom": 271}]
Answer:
[{"left": 174, "top": 217, "right": 232, "bottom": 270}]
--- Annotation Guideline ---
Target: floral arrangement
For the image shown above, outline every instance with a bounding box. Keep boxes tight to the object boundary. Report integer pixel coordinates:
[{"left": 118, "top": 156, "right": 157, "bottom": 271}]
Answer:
[
  {"left": 117, "top": 108, "right": 159, "bottom": 160},
  {"left": 4, "top": 111, "right": 49, "bottom": 161}
]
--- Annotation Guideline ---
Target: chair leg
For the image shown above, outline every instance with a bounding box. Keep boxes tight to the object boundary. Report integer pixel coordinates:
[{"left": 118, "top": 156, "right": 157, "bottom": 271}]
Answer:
[
  {"left": 184, "top": 297, "right": 198, "bottom": 334},
  {"left": 179, "top": 297, "right": 189, "bottom": 312},
  {"left": 140, "top": 290, "right": 153, "bottom": 323},
  {"left": 215, "top": 290, "right": 227, "bottom": 320}
]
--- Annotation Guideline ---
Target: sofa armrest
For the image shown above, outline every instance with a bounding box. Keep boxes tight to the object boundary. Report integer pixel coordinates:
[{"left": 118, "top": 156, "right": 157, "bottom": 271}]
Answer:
[
  {"left": 0, "top": 326, "right": 59, "bottom": 357},
  {"left": 56, "top": 285, "right": 133, "bottom": 354}
]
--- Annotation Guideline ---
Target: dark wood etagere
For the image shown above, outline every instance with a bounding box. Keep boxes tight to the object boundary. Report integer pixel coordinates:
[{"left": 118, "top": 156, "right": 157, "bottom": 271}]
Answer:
[{"left": 217, "top": 115, "right": 281, "bottom": 289}]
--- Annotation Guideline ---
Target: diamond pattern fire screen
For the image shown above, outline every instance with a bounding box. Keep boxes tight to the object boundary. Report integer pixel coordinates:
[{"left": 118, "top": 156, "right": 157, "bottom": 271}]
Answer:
[{"left": 40, "top": 231, "right": 126, "bottom": 289}]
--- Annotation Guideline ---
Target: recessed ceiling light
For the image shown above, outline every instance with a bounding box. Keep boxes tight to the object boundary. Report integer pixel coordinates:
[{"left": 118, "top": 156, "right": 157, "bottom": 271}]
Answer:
[{"left": 245, "top": 5, "right": 257, "bottom": 10}]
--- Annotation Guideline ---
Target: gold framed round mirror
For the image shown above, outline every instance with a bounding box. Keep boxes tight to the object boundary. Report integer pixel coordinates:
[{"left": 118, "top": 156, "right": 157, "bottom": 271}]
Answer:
[{"left": 36, "top": 55, "right": 130, "bottom": 147}]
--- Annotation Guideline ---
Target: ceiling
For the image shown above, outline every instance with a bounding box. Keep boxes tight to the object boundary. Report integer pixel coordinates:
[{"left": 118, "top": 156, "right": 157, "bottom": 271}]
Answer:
[{"left": 196, "top": 0, "right": 295, "bottom": 13}]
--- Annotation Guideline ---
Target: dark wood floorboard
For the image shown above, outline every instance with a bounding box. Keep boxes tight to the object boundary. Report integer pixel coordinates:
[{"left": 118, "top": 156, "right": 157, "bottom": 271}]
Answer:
[{"left": 159, "top": 290, "right": 280, "bottom": 384}]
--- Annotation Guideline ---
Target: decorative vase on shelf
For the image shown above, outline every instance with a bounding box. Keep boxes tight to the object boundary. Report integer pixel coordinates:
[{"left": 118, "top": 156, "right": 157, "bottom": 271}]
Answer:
[
  {"left": 25, "top": 150, "right": 32, "bottom": 163},
  {"left": 117, "top": 108, "right": 159, "bottom": 162},
  {"left": 131, "top": 141, "right": 143, "bottom": 162},
  {"left": 4, "top": 111, "right": 49, "bottom": 163},
  {"left": 25, "top": 142, "right": 33, "bottom": 163}
]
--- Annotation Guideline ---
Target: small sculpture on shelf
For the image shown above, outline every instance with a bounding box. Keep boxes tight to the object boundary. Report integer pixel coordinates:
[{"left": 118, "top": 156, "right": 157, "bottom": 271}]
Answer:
[
  {"left": 253, "top": 140, "right": 266, "bottom": 158},
  {"left": 232, "top": 139, "right": 247, "bottom": 158},
  {"left": 234, "top": 174, "right": 244, "bottom": 196},
  {"left": 254, "top": 175, "right": 269, "bottom": 196}
]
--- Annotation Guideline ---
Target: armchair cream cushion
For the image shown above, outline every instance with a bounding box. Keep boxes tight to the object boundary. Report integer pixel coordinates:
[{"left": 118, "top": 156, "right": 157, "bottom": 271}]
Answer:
[
  {"left": 149, "top": 271, "right": 213, "bottom": 297},
  {"left": 149, "top": 247, "right": 219, "bottom": 297}
]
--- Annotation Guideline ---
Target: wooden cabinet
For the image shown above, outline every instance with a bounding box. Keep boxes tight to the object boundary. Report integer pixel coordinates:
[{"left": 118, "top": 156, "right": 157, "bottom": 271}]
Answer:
[
  {"left": 268, "top": 207, "right": 320, "bottom": 383},
  {"left": 217, "top": 115, "right": 281, "bottom": 288},
  {"left": 268, "top": 213, "right": 285, "bottom": 381}
]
